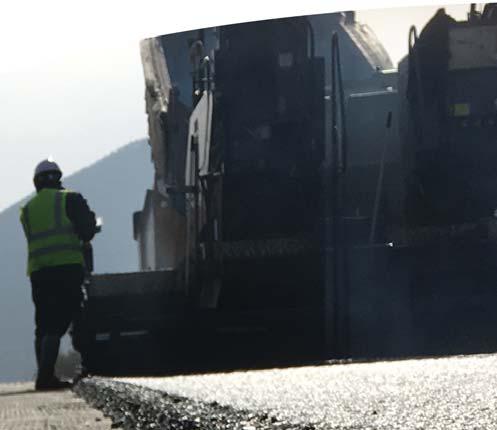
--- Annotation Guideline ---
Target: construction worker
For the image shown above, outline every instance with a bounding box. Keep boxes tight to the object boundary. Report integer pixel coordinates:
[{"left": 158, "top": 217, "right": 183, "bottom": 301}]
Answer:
[{"left": 20, "top": 159, "right": 97, "bottom": 390}]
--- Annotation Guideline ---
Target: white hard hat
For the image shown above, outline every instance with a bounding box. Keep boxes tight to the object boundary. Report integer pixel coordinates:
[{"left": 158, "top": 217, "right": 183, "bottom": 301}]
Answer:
[{"left": 34, "top": 159, "right": 62, "bottom": 178}]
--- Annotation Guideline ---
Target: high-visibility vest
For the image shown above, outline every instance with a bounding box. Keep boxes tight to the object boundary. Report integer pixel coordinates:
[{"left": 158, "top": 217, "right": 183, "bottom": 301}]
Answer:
[{"left": 20, "top": 189, "right": 84, "bottom": 276}]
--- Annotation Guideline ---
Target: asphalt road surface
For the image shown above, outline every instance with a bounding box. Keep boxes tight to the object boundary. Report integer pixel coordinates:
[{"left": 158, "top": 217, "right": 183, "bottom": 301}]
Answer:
[{"left": 115, "top": 353, "right": 497, "bottom": 429}]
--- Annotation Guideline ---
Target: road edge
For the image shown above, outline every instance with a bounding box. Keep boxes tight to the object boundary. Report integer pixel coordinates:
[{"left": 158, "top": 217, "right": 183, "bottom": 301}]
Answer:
[{"left": 74, "top": 377, "right": 314, "bottom": 430}]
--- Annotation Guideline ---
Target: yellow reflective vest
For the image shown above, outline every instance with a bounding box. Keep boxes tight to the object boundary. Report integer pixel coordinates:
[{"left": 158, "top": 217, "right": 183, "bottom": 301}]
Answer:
[{"left": 20, "top": 189, "right": 84, "bottom": 276}]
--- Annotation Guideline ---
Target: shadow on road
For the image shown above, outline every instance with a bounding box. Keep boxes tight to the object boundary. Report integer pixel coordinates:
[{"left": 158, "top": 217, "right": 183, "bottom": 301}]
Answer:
[{"left": 0, "top": 389, "right": 37, "bottom": 397}]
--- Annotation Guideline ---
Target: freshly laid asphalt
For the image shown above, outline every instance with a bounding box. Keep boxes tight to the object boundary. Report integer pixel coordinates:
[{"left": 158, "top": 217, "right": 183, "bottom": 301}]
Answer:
[{"left": 107, "top": 353, "right": 497, "bottom": 429}]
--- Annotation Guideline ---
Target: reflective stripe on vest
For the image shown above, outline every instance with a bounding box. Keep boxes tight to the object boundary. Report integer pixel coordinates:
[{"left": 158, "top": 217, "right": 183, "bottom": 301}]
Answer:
[
  {"left": 29, "top": 243, "right": 83, "bottom": 259},
  {"left": 21, "top": 189, "right": 84, "bottom": 275}
]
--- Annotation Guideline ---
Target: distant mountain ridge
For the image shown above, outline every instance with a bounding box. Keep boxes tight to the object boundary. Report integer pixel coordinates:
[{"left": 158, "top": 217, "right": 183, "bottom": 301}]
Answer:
[{"left": 0, "top": 140, "right": 153, "bottom": 382}]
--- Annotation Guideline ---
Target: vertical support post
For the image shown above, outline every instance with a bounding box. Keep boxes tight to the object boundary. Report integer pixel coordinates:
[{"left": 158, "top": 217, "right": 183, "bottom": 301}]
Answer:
[{"left": 194, "top": 136, "right": 200, "bottom": 283}]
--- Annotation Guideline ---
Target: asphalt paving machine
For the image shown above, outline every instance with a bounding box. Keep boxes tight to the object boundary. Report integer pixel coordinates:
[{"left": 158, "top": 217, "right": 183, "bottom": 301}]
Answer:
[
  {"left": 74, "top": 5, "right": 497, "bottom": 374},
  {"left": 76, "top": 18, "right": 328, "bottom": 374},
  {"left": 392, "top": 3, "right": 497, "bottom": 355}
]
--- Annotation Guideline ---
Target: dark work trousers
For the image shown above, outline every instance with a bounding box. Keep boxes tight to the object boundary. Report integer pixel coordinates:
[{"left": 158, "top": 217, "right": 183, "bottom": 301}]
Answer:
[{"left": 30, "top": 264, "right": 84, "bottom": 360}]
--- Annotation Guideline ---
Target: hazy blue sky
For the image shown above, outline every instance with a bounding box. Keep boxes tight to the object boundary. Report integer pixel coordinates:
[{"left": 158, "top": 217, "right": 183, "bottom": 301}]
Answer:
[{"left": 0, "top": 0, "right": 470, "bottom": 211}]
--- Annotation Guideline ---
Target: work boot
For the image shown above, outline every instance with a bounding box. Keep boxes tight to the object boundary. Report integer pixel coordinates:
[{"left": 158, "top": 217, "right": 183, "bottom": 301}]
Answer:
[
  {"left": 35, "top": 376, "right": 72, "bottom": 391},
  {"left": 35, "top": 335, "right": 69, "bottom": 391}
]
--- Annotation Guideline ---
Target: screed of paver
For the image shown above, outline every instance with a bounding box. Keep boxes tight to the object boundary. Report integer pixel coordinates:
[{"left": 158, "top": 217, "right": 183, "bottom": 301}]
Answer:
[{"left": 0, "top": 382, "right": 115, "bottom": 430}]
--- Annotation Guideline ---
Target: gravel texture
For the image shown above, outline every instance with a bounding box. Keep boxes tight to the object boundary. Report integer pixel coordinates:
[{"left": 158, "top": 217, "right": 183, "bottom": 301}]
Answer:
[
  {"left": 111, "top": 353, "right": 497, "bottom": 429},
  {"left": 75, "top": 377, "right": 303, "bottom": 430}
]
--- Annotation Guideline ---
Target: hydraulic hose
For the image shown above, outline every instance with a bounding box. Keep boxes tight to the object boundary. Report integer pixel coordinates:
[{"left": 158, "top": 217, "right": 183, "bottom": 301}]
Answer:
[
  {"left": 325, "top": 32, "right": 349, "bottom": 358},
  {"left": 332, "top": 33, "right": 348, "bottom": 174}
]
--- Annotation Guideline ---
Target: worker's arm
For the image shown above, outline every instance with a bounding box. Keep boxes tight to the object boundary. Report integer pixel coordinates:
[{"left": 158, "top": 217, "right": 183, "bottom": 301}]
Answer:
[{"left": 65, "top": 192, "right": 97, "bottom": 242}]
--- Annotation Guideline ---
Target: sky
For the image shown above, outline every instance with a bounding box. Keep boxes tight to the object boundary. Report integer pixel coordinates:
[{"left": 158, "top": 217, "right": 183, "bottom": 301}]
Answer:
[{"left": 0, "top": 0, "right": 471, "bottom": 211}]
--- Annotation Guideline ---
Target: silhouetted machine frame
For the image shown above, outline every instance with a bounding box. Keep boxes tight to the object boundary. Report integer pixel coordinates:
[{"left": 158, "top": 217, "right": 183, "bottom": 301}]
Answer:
[{"left": 74, "top": 5, "right": 497, "bottom": 375}]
